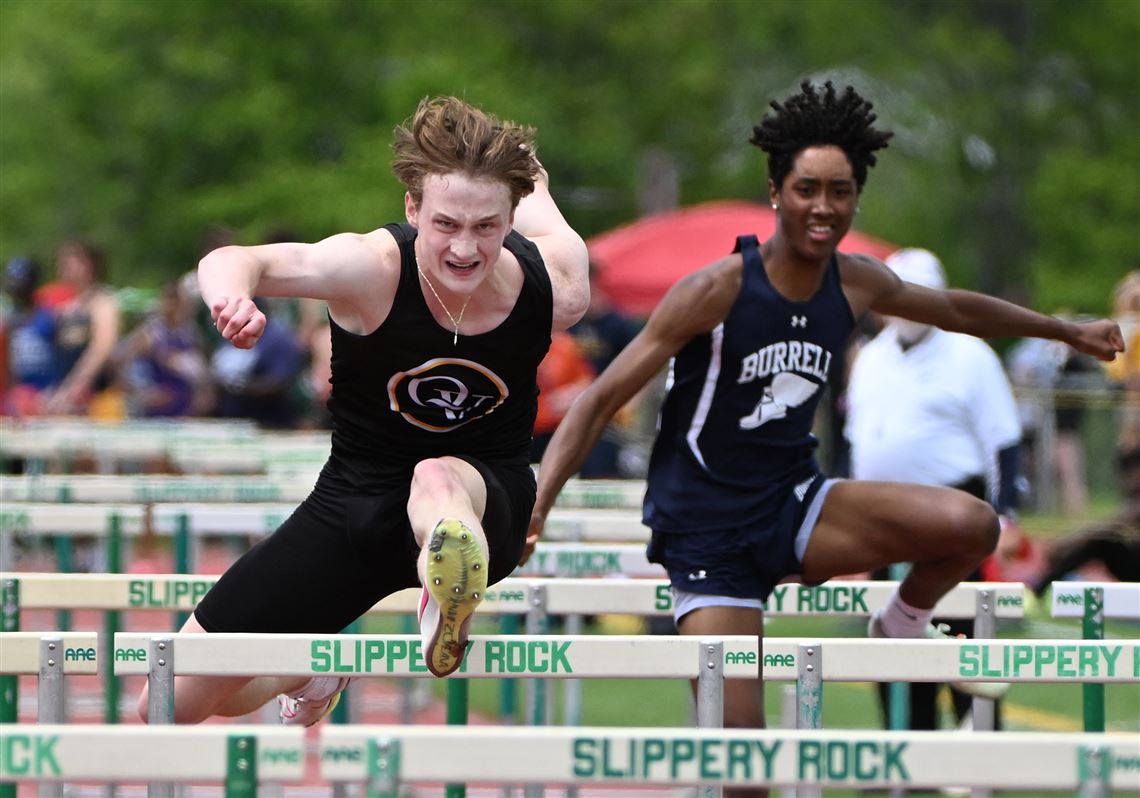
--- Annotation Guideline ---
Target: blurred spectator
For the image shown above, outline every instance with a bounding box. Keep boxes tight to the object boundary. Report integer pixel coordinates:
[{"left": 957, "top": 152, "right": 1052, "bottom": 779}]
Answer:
[
  {"left": 1, "top": 256, "right": 57, "bottom": 416},
  {"left": 114, "top": 280, "right": 213, "bottom": 417},
  {"left": 1031, "top": 445, "right": 1140, "bottom": 596},
  {"left": 531, "top": 331, "right": 595, "bottom": 464},
  {"left": 845, "top": 248, "right": 1024, "bottom": 732},
  {"left": 569, "top": 261, "right": 640, "bottom": 476},
  {"left": 1106, "top": 270, "right": 1140, "bottom": 451},
  {"left": 1007, "top": 331, "right": 1102, "bottom": 515},
  {"left": 299, "top": 319, "right": 333, "bottom": 429},
  {"left": 210, "top": 296, "right": 305, "bottom": 428},
  {"left": 42, "top": 240, "right": 122, "bottom": 416}
]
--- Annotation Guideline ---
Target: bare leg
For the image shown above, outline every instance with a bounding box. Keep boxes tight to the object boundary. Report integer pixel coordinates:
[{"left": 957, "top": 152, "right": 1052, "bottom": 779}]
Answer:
[
  {"left": 136, "top": 614, "right": 309, "bottom": 724},
  {"left": 801, "top": 481, "right": 999, "bottom": 610},
  {"left": 407, "top": 456, "right": 489, "bottom": 573},
  {"left": 1054, "top": 432, "right": 1088, "bottom": 515},
  {"left": 677, "top": 605, "right": 766, "bottom": 798}
]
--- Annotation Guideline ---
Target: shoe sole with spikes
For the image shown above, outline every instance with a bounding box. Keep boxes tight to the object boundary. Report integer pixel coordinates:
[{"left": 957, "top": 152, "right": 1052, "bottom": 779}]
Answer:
[{"left": 420, "top": 519, "right": 488, "bottom": 677}]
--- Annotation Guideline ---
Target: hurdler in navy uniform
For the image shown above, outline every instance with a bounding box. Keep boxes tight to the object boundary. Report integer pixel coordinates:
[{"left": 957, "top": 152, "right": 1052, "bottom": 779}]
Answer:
[{"left": 527, "top": 80, "right": 1123, "bottom": 797}]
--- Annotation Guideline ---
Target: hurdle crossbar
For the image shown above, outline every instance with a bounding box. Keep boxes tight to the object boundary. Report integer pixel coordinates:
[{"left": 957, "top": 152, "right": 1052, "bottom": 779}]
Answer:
[
  {"left": 319, "top": 726, "right": 1139, "bottom": 791},
  {"left": 113, "top": 634, "right": 1138, "bottom": 683},
  {"left": 0, "top": 474, "right": 314, "bottom": 504},
  {"left": 7, "top": 572, "right": 1024, "bottom": 619},
  {"left": 319, "top": 729, "right": 1140, "bottom": 793},
  {"left": 758, "top": 638, "right": 1140, "bottom": 683},
  {"left": 0, "top": 725, "right": 306, "bottom": 784},
  {"left": 0, "top": 504, "right": 146, "bottom": 536},
  {"left": 113, "top": 633, "right": 759, "bottom": 679},
  {"left": 1052, "top": 581, "right": 1140, "bottom": 620},
  {"left": 0, "top": 632, "right": 99, "bottom": 675}
]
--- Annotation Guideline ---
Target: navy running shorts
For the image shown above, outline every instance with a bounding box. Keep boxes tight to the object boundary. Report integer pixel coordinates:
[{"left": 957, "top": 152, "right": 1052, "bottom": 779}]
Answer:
[{"left": 646, "top": 473, "right": 833, "bottom": 602}]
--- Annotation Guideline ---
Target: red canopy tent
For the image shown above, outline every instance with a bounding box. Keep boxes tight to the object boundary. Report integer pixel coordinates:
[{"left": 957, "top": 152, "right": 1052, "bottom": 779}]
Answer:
[{"left": 587, "top": 200, "right": 898, "bottom": 317}]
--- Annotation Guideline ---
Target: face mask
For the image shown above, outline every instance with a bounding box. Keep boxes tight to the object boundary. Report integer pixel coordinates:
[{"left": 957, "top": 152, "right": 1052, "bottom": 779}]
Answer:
[{"left": 891, "top": 319, "right": 933, "bottom": 345}]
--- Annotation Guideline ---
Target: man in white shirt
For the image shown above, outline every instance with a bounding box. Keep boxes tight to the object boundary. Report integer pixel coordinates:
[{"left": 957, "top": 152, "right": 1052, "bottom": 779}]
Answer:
[{"left": 845, "top": 247, "right": 1023, "bottom": 732}]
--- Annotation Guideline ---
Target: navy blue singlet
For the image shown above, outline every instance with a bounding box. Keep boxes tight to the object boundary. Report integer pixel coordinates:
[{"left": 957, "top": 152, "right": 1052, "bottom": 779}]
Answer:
[{"left": 643, "top": 235, "right": 855, "bottom": 533}]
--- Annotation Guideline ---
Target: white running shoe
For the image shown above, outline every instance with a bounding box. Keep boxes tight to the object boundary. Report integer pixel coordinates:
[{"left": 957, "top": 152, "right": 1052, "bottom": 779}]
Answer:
[
  {"left": 277, "top": 675, "right": 351, "bottom": 726},
  {"left": 867, "top": 610, "right": 1010, "bottom": 701},
  {"left": 419, "top": 518, "right": 488, "bottom": 677}
]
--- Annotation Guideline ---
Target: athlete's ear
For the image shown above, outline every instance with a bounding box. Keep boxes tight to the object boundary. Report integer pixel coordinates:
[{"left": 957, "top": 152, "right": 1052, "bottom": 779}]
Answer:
[
  {"left": 405, "top": 192, "right": 419, "bottom": 227},
  {"left": 767, "top": 179, "right": 780, "bottom": 210}
]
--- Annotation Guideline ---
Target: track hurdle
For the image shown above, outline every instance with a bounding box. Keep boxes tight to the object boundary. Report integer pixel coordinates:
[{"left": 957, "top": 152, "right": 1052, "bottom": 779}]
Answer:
[
  {"left": 116, "top": 632, "right": 755, "bottom": 798},
  {"left": 1052, "top": 581, "right": 1140, "bottom": 621},
  {"left": 318, "top": 726, "right": 1139, "bottom": 794},
  {"left": 0, "top": 632, "right": 99, "bottom": 723},
  {"left": 552, "top": 478, "right": 645, "bottom": 509},
  {"left": 113, "top": 632, "right": 756, "bottom": 726},
  {"left": 0, "top": 473, "right": 316, "bottom": 504},
  {"left": 0, "top": 725, "right": 306, "bottom": 796},
  {"left": 1051, "top": 581, "right": 1140, "bottom": 733}
]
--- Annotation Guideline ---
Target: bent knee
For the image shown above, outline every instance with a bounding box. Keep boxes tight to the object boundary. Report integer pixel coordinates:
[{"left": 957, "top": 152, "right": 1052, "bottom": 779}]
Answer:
[
  {"left": 410, "top": 458, "right": 464, "bottom": 497},
  {"left": 951, "top": 496, "right": 1000, "bottom": 558}
]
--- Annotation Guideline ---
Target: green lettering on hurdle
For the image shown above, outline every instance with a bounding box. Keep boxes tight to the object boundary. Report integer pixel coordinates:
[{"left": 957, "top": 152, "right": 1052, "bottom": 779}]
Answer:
[
  {"left": 226, "top": 735, "right": 257, "bottom": 798},
  {"left": 1078, "top": 746, "right": 1110, "bottom": 798}
]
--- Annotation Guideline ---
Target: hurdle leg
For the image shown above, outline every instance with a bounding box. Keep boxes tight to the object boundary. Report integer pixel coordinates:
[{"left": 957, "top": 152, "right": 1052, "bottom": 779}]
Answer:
[
  {"left": 104, "top": 513, "right": 124, "bottom": 725},
  {"left": 1082, "top": 587, "right": 1106, "bottom": 732},
  {"left": 523, "top": 584, "right": 548, "bottom": 798},
  {"left": 970, "top": 589, "right": 997, "bottom": 798},
  {"left": 795, "top": 642, "right": 822, "bottom": 798},
  {"left": 696, "top": 640, "right": 724, "bottom": 798},
  {"left": 2, "top": 578, "right": 20, "bottom": 798},
  {"left": 37, "top": 637, "right": 64, "bottom": 798}
]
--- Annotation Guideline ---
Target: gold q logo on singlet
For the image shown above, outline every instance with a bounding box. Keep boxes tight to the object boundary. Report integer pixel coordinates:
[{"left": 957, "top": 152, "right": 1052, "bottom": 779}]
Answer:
[{"left": 387, "top": 357, "right": 509, "bottom": 432}]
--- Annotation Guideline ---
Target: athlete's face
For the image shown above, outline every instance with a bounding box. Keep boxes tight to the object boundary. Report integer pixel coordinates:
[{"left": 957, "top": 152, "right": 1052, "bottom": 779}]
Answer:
[
  {"left": 406, "top": 172, "right": 514, "bottom": 296},
  {"left": 770, "top": 145, "right": 858, "bottom": 261}
]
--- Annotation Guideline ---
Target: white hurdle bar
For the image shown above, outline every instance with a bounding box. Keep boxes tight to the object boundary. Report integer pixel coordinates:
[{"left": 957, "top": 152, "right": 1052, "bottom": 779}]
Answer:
[
  {"left": 4, "top": 572, "right": 1025, "bottom": 619},
  {"left": 0, "top": 473, "right": 647, "bottom": 508},
  {"left": 115, "top": 632, "right": 756, "bottom": 729},
  {"left": 0, "top": 632, "right": 99, "bottom": 722},
  {"left": 1052, "top": 581, "right": 1140, "bottom": 620},
  {"left": 0, "top": 474, "right": 316, "bottom": 504},
  {"left": 0, "top": 725, "right": 306, "bottom": 786},
  {"left": 319, "top": 726, "right": 1140, "bottom": 793},
  {"left": 0, "top": 502, "right": 648, "bottom": 544}
]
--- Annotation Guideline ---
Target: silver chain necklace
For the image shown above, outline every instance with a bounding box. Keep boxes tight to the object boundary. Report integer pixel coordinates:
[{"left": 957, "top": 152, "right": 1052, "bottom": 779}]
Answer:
[{"left": 416, "top": 259, "right": 472, "bottom": 346}]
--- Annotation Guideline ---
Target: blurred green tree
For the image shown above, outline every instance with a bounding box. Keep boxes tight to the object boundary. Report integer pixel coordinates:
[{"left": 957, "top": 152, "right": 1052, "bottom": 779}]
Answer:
[{"left": 0, "top": 0, "right": 1133, "bottom": 315}]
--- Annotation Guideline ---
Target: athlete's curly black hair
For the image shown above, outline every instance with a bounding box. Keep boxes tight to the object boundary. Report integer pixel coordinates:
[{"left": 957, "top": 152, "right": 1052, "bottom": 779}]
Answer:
[{"left": 750, "top": 81, "right": 893, "bottom": 193}]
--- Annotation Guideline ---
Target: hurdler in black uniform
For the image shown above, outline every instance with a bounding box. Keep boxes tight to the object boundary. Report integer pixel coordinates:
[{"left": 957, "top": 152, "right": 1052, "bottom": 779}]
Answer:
[
  {"left": 645, "top": 234, "right": 853, "bottom": 603},
  {"left": 195, "top": 223, "right": 552, "bottom": 634}
]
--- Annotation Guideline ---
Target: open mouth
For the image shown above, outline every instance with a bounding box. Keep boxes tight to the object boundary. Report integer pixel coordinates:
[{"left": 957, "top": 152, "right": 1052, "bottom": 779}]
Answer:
[
  {"left": 807, "top": 225, "right": 833, "bottom": 242},
  {"left": 446, "top": 259, "right": 479, "bottom": 273}
]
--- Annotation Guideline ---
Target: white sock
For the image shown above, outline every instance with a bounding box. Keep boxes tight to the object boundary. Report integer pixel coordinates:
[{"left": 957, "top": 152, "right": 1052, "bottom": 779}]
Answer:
[{"left": 879, "top": 591, "right": 934, "bottom": 638}]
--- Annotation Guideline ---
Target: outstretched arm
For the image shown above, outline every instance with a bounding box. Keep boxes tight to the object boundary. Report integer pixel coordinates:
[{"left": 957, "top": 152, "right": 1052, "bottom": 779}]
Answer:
[
  {"left": 199, "top": 232, "right": 396, "bottom": 349},
  {"left": 848, "top": 255, "right": 1125, "bottom": 362},
  {"left": 523, "top": 260, "right": 740, "bottom": 563},
  {"left": 511, "top": 162, "right": 590, "bottom": 332}
]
